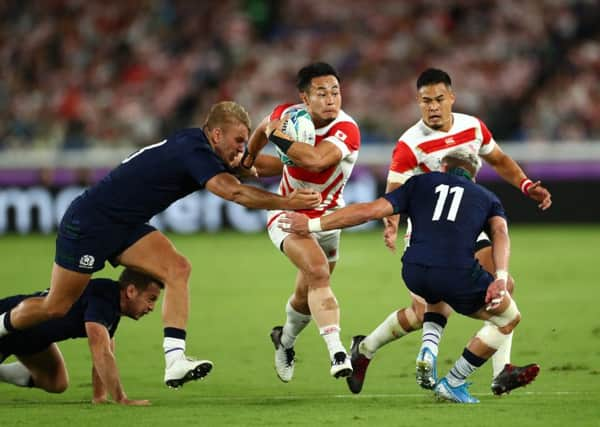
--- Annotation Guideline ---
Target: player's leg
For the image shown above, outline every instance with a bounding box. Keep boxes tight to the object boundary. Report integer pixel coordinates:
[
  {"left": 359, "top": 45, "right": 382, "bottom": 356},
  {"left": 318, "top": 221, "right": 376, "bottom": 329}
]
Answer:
[
  {"left": 15, "top": 344, "right": 70, "bottom": 393},
  {"left": 282, "top": 233, "right": 351, "bottom": 378},
  {"left": 0, "top": 265, "right": 90, "bottom": 338},
  {"left": 475, "top": 243, "right": 520, "bottom": 384},
  {"left": 115, "top": 230, "right": 212, "bottom": 388},
  {"left": 415, "top": 301, "right": 451, "bottom": 390}
]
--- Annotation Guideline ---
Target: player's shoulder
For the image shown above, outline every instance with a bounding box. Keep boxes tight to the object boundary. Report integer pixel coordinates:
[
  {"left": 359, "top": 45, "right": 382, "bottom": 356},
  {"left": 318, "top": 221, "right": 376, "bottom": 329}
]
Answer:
[
  {"left": 397, "top": 120, "right": 429, "bottom": 144},
  {"left": 169, "top": 127, "right": 207, "bottom": 144},
  {"left": 453, "top": 112, "right": 488, "bottom": 129},
  {"left": 86, "top": 278, "right": 120, "bottom": 301}
]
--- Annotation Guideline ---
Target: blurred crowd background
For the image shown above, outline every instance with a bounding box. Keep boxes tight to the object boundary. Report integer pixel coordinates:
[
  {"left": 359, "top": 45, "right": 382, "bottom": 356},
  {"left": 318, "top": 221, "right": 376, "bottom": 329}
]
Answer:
[{"left": 1, "top": 0, "right": 599, "bottom": 151}]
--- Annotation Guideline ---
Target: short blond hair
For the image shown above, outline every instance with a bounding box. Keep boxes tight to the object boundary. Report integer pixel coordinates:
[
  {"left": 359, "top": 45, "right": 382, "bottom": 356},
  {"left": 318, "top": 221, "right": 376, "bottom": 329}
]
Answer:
[
  {"left": 203, "top": 101, "right": 251, "bottom": 132},
  {"left": 441, "top": 147, "right": 482, "bottom": 177}
]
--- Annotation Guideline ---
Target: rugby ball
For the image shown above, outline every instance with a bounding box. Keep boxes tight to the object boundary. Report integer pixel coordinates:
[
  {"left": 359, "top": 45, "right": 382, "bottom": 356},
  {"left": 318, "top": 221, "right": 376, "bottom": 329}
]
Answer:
[{"left": 276, "top": 109, "right": 316, "bottom": 166}]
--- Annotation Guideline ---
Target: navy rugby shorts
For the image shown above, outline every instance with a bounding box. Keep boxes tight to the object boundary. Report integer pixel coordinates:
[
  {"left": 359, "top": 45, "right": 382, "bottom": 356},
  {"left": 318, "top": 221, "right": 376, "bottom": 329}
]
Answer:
[
  {"left": 402, "top": 262, "right": 494, "bottom": 315},
  {"left": 55, "top": 198, "right": 156, "bottom": 274}
]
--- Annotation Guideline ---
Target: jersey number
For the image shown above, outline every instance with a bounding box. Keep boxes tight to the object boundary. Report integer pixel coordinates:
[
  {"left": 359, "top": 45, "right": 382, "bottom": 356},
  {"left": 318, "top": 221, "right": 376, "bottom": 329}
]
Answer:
[
  {"left": 122, "top": 139, "right": 167, "bottom": 164},
  {"left": 432, "top": 184, "right": 464, "bottom": 222}
]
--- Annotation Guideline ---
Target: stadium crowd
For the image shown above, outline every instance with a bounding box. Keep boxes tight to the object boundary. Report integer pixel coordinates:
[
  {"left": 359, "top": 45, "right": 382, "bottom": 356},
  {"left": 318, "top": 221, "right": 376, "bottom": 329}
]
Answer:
[{"left": 0, "top": 0, "right": 599, "bottom": 150}]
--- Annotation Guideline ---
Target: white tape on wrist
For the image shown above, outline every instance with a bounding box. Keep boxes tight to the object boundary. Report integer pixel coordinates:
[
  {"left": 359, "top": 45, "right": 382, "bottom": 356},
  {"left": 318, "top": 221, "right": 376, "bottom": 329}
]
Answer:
[
  {"left": 495, "top": 270, "right": 508, "bottom": 281},
  {"left": 307, "top": 218, "right": 322, "bottom": 232}
]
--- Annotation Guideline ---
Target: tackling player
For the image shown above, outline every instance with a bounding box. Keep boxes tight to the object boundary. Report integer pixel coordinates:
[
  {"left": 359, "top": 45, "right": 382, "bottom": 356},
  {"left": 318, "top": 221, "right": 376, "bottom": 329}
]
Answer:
[
  {"left": 278, "top": 148, "right": 539, "bottom": 403},
  {"left": 0, "top": 101, "right": 321, "bottom": 388},
  {"left": 0, "top": 268, "right": 162, "bottom": 405},
  {"left": 242, "top": 62, "right": 361, "bottom": 381},
  {"left": 340, "top": 68, "right": 550, "bottom": 395}
]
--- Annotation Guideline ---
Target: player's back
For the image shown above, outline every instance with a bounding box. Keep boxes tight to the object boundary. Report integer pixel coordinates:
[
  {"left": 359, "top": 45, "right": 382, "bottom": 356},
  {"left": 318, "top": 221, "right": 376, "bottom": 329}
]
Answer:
[
  {"left": 385, "top": 172, "right": 505, "bottom": 268},
  {"left": 75, "top": 129, "right": 227, "bottom": 224}
]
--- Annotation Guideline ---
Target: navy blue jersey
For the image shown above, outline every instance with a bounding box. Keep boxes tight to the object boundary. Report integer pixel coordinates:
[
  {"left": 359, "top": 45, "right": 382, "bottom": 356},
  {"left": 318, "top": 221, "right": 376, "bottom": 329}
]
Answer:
[
  {"left": 383, "top": 171, "right": 506, "bottom": 267},
  {"left": 76, "top": 128, "right": 228, "bottom": 224},
  {"left": 0, "top": 278, "right": 121, "bottom": 359}
]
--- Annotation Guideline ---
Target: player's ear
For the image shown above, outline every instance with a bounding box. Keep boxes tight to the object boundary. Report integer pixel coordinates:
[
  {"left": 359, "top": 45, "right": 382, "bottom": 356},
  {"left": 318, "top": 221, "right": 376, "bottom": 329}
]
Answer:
[
  {"left": 126, "top": 284, "right": 138, "bottom": 299},
  {"left": 299, "top": 90, "right": 309, "bottom": 105}
]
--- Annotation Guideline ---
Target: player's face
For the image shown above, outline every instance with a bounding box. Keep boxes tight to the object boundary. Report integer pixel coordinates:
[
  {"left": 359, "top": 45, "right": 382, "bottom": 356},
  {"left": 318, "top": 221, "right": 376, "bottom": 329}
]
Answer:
[
  {"left": 301, "top": 75, "right": 341, "bottom": 128},
  {"left": 123, "top": 283, "right": 161, "bottom": 320},
  {"left": 417, "top": 83, "right": 455, "bottom": 132},
  {"left": 210, "top": 122, "right": 249, "bottom": 167}
]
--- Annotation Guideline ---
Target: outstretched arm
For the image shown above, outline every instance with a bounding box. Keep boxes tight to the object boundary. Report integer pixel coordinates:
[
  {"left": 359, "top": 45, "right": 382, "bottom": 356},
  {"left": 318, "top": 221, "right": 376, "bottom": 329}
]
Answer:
[
  {"left": 205, "top": 172, "right": 321, "bottom": 210},
  {"left": 482, "top": 145, "right": 552, "bottom": 210},
  {"left": 86, "top": 322, "right": 150, "bottom": 406},
  {"left": 279, "top": 198, "right": 394, "bottom": 235},
  {"left": 485, "top": 215, "right": 511, "bottom": 310},
  {"left": 382, "top": 180, "right": 403, "bottom": 252}
]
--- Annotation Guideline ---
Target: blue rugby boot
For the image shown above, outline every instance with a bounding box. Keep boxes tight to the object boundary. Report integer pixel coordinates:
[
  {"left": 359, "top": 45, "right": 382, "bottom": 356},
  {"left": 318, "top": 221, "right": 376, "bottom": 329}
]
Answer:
[
  {"left": 434, "top": 378, "right": 479, "bottom": 403},
  {"left": 415, "top": 347, "right": 437, "bottom": 390}
]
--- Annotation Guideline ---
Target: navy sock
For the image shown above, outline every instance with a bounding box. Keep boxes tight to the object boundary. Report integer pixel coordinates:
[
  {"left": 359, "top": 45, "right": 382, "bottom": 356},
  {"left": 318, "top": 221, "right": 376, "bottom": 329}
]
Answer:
[
  {"left": 164, "top": 327, "right": 186, "bottom": 340},
  {"left": 3, "top": 310, "right": 16, "bottom": 332}
]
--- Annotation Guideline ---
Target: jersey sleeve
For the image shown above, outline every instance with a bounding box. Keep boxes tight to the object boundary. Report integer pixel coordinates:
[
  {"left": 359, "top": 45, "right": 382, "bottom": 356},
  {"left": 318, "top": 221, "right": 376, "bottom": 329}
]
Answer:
[
  {"left": 488, "top": 193, "right": 507, "bottom": 220},
  {"left": 322, "top": 121, "right": 360, "bottom": 158},
  {"left": 477, "top": 119, "right": 497, "bottom": 156},
  {"left": 388, "top": 141, "right": 418, "bottom": 184},
  {"left": 382, "top": 175, "right": 416, "bottom": 215},
  {"left": 183, "top": 143, "right": 228, "bottom": 187}
]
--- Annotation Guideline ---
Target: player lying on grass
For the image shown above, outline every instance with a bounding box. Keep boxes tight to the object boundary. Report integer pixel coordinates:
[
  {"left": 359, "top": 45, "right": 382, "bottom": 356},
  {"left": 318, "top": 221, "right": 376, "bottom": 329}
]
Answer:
[
  {"left": 279, "top": 147, "right": 539, "bottom": 403},
  {"left": 0, "top": 268, "right": 162, "bottom": 406}
]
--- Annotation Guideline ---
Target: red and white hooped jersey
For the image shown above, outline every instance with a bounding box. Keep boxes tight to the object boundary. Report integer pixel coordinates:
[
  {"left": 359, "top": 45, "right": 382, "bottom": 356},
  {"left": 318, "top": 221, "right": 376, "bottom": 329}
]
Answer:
[
  {"left": 388, "top": 113, "right": 496, "bottom": 184},
  {"left": 267, "top": 103, "right": 361, "bottom": 226}
]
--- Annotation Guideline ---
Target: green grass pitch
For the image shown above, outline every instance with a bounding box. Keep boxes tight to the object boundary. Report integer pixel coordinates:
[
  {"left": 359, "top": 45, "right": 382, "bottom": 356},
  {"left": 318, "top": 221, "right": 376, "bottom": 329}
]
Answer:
[{"left": 0, "top": 225, "right": 598, "bottom": 426}]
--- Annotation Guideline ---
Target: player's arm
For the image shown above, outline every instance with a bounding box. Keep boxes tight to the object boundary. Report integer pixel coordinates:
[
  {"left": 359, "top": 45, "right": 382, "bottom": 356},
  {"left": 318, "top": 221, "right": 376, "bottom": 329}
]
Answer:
[
  {"left": 485, "top": 215, "right": 511, "bottom": 309},
  {"left": 205, "top": 172, "right": 321, "bottom": 210},
  {"left": 267, "top": 118, "right": 343, "bottom": 172},
  {"left": 481, "top": 145, "right": 552, "bottom": 210},
  {"left": 241, "top": 115, "right": 284, "bottom": 177},
  {"left": 279, "top": 198, "right": 394, "bottom": 235},
  {"left": 382, "top": 179, "right": 403, "bottom": 252},
  {"left": 85, "top": 322, "right": 150, "bottom": 406},
  {"left": 91, "top": 337, "right": 114, "bottom": 404}
]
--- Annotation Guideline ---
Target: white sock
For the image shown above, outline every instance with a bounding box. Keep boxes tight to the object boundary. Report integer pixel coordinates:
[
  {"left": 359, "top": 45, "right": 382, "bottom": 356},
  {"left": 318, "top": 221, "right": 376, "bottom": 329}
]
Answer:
[
  {"left": 361, "top": 311, "right": 408, "bottom": 358},
  {"left": 163, "top": 337, "right": 186, "bottom": 367},
  {"left": 319, "top": 325, "right": 345, "bottom": 358},
  {"left": 491, "top": 329, "right": 513, "bottom": 378},
  {"left": 421, "top": 320, "right": 444, "bottom": 357},
  {"left": 0, "top": 362, "right": 32, "bottom": 387},
  {"left": 281, "top": 300, "right": 311, "bottom": 349}
]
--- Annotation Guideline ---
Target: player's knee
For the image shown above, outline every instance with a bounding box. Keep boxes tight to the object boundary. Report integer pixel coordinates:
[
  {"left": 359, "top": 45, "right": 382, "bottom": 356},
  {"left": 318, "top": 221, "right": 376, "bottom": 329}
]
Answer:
[
  {"left": 399, "top": 307, "right": 422, "bottom": 331},
  {"left": 50, "top": 377, "right": 69, "bottom": 393},
  {"left": 488, "top": 299, "right": 520, "bottom": 333},
  {"left": 169, "top": 254, "right": 192, "bottom": 283},
  {"left": 410, "top": 299, "right": 426, "bottom": 325},
  {"left": 302, "top": 262, "right": 330, "bottom": 286}
]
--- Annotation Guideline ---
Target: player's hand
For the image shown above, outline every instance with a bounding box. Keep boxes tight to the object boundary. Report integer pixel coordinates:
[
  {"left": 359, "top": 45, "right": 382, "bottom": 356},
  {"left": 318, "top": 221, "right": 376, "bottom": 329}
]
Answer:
[
  {"left": 382, "top": 216, "right": 398, "bottom": 253},
  {"left": 231, "top": 152, "right": 259, "bottom": 178},
  {"left": 116, "top": 398, "right": 151, "bottom": 406},
  {"left": 485, "top": 279, "right": 508, "bottom": 311},
  {"left": 527, "top": 181, "right": 552, "bottom": 210},
  {"left": 286, "top": 189, "right": 321, "bottom": 209},
  {"left": 278, "top": 212, "right": 310, "bottom": 235},
  {"left": 266, "top": 114, "right": 289, "bottom": 136}
]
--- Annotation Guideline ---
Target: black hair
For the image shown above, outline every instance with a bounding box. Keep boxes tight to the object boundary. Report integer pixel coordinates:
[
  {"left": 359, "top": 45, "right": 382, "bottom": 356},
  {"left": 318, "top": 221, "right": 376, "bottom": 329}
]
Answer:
[
  {"left": 416, "top": 68, "right": 452, "bottom": 89},
  {"left": 296, "top": 62, "right": 341, "bottom": 92},
  {"left": 119, "top": 268, "right": 164, "bottom": 291}
]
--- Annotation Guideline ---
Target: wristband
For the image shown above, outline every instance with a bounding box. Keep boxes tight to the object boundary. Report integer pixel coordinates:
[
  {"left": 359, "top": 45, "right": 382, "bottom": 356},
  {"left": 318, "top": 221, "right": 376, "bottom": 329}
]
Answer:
[
  {"left": 307, "top": 218, "right": 322, "bottom": 232},
  {"left": 240, "top": 147, "right": 255, "bottom": 169},
  {"left": 268, "top": 129, "right": 294, "bottom": 154},
  {"left": 495, "top": 270, "right": 508, "bottom": 281},
  {"left": 519, "top": 178, "right": 533, "bottom": 196}
]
